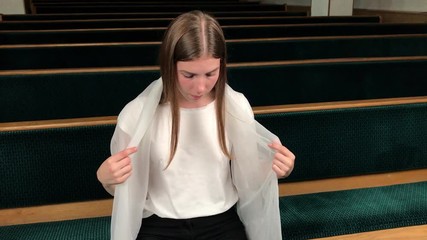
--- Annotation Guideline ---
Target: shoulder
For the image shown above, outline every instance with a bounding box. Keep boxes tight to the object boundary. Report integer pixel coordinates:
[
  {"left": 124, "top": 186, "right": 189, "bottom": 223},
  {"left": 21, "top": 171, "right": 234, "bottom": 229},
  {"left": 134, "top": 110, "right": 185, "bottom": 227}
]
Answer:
[
  {"left": 225, "top": 85, "right": 254, "bottom": 121},
  {"left": 116, "top": 78, "right": 163, "bottom": 135},
  {"left": 116, "top": 94, "right": 144, "bottom": 135}
]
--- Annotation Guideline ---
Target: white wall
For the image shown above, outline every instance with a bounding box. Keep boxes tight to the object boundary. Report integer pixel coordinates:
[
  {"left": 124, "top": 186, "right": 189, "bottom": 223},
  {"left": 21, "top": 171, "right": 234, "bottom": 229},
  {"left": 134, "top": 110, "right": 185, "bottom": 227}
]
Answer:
[
  {"left": 262, "top": 0, "right": 427, "bottom": 12},
  {"left": 354, "top": 0, "right": 427, "bottom": 12},
  {"left": 329, "top": 0, "right": 354, "bottom": 16},
  {"left": 311, "top": 0, "right": 329, "bottom": 16},
  {"left": 0, "top": 0, "right": 26, "bottom": 14}
]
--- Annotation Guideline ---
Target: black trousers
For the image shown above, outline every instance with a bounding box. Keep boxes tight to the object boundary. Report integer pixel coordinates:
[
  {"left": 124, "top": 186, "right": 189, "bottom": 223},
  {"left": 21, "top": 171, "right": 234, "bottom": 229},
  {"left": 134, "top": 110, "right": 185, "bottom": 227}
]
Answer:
[{"left": 136, "top": 207, "right": 248, "bottom": 240}]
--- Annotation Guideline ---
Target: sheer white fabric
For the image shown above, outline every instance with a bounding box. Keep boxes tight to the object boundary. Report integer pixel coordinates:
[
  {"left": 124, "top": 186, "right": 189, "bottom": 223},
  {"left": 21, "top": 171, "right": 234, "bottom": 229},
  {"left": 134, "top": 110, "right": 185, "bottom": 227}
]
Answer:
[{"left": 110, "top": 78, "right": 282, "bottom": 240}]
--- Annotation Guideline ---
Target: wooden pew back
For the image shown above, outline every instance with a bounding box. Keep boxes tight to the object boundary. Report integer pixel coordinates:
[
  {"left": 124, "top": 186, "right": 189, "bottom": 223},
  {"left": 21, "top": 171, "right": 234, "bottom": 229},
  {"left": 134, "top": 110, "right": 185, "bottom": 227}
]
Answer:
[
  {"left": 2, "top": 23, "right": 427, "bottom": 45},
  {"left": 1, "top": 34, "right": 426, "bottom": 70},
  {"left": 0, "top": 16, "right": 381, "bottom": 31},
  {"left": 1, "top": 56, "right": 427, "bottom": 122}
]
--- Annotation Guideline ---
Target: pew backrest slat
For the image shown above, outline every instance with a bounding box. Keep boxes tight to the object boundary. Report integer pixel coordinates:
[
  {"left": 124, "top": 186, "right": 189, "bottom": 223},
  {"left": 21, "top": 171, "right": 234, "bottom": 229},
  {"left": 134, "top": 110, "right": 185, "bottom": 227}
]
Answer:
[
  {"left": 33, "top": 4, "right": 286, "bottom": 14},
  {"left": 1, "top": 34, "right": 426, "bottom": 70},
  {"left": 1, "top": 56, "right": 427, "bottom": 122},
  {"left": 0, "top": 16, "right": 381, "bottom": 30},
  {"left": 1, "top": 22, "right": 427, "bottom": 44},
  {"left": 2, "top": 11, "right": 308, "bottom": 21}
]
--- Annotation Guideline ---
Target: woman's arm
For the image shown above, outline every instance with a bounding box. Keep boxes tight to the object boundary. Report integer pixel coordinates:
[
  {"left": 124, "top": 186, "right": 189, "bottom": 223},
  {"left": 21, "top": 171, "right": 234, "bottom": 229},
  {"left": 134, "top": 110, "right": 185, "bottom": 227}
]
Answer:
[{"left": 97, "top": 147, "right": 137, "bottom": 195}]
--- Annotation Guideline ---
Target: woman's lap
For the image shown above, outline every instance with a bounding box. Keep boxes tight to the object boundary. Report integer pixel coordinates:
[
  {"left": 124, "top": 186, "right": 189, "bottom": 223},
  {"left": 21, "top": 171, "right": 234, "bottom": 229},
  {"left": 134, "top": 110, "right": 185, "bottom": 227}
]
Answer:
[{"left": 136, "top": 207, "right": 247, "bottom": 240}]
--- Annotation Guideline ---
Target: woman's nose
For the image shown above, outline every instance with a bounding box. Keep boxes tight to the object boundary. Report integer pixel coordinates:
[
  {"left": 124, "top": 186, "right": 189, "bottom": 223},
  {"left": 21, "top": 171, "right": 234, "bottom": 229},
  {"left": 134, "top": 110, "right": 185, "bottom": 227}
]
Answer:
[{"left": 195, "top": 77, "right": 206, "bottom": 93}]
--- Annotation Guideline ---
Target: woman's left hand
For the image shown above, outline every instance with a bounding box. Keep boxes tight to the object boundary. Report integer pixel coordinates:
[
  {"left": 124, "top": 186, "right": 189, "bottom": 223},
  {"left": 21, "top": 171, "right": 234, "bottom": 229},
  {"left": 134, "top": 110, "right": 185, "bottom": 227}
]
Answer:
[{"left": 269, "top": 142, "right": 295, "bottom": 178}]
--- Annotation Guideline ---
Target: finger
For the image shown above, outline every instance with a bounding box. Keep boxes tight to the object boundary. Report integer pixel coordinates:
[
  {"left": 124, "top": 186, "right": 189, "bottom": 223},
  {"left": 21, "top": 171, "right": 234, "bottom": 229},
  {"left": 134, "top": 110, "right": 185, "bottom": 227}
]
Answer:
[
  {"left": 274, "top": 152, "right": 294, "bottom": 167},
  {"left": 115, "top": 155, "right": 132, "bottom": 170},
  {"left": 114, "top": 164, "right": 132, "bottom": 181},
  {"left": 269, "top": 142, "right": 295, "bottom": 158},
  {"left": 106, "top": 149, "right": 135, "bottom": 175},
  {"left": 273, "top": 160, "right": 292, "bottom": 177},
  {"left": 273, "top": 158, "right": 291, "bottom": 172},
  {"left": 273, "top": 156, "right": 290, "bottom": 170},
  {"left": 111, "top": 147, "right": 138, "bottom": 162},
  {"left": 272, "top": 163, "right": 288, "bottom": 177},
  {"left": 116, "top": 171, "right": 132, "bottom": 184}
]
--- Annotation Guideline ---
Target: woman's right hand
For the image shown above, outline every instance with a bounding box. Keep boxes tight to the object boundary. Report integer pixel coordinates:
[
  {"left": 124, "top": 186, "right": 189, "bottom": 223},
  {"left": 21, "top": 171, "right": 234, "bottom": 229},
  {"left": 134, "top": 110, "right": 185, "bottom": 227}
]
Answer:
[{"left": 96, "top": 147, "right": 137, "bottom": 194}]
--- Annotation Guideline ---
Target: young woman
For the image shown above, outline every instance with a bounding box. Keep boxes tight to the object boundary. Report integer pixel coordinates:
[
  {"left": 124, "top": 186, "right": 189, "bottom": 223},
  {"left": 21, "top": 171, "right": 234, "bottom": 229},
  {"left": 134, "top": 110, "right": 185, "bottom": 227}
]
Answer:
[{"left": 97, "top": 10, "right": 295, "bottom": 240}]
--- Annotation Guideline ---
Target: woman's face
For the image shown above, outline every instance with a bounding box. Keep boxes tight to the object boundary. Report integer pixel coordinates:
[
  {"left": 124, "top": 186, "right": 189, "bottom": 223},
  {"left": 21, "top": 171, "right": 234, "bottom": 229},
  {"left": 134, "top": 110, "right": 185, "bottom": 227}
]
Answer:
[{"left": 176, "top": 55, "right": 220, "bottom": 108}]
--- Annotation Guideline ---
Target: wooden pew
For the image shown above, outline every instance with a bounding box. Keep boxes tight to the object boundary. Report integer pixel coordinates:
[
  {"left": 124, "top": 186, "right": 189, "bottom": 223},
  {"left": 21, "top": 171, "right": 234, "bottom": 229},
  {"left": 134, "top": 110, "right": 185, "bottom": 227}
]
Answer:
[
  {"left": 1, "top": 97, "right": 426, "bottom": 239},
  {"left": 32, "top": 3, "right": 287, "bottom": 14},
  {"left": 34, "top": 1, "right": 258, "bottom": 4},
  {"left": 32, "top": 1, "right": 262, "bottom": 7},
  {"left": 0, "top": 16, "right": 381, "bottom": 31},
  {"left": 2, "top": 22, "right": 427, "bottom": 45},
  {"left": 1, "top": 56, "right": 426, "bottom": 123},
  {"left": 31, "top": 0, "right": 241, "bottom": 2},
  {"left": 1, "top": 34, "right": 426, "bottom": 70},
  {"left": 32, "top": 0, "right": 241, "bottom": 2},
  {"left": 0, "top": 11, "right": 307, "bottom": 21}
]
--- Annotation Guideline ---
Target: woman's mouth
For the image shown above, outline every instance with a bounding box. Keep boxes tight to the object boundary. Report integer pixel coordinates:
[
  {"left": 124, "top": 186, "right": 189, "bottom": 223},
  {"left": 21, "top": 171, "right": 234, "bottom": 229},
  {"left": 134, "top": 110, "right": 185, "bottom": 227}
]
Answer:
[{"left": 191, "top": 95, "right": 202, "bottom": 100}]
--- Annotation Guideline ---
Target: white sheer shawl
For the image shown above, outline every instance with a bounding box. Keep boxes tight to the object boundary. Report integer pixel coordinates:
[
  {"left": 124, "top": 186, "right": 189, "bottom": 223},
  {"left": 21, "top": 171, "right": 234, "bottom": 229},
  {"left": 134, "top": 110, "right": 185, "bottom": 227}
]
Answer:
[{"left": 110, "top": 78, "right": 282, "bottom": 240}]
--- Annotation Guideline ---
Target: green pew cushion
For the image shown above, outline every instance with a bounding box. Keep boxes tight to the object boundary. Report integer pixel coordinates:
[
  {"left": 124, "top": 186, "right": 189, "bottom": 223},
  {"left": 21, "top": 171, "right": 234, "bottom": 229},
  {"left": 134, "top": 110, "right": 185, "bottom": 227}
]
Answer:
[
  {"left": 1, "top": 182, "right": 426, "bottom": 240},
  {"left": 280, "top": 181, "right": 427, "bottom": 239},
  {"left": 0, "top": 217, "right": 110, "bottom": 240}
]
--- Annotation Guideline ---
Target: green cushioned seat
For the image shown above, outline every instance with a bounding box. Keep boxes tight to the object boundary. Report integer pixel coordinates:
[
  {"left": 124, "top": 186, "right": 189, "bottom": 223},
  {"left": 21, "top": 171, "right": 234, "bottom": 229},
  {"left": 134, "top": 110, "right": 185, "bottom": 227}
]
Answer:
[
  {"left": 2, "top": 23, "right": 427, "bottom": 44},
  {"left": 1, "top": 58, "right": 427, "bottom": 122},
  {"left": 280, "top": 181, "right": 427, "bottom": 239},
  {"left": 1, "top": 182, "right": 426, "bottom": 239},
  {"left": 2, "top": 35, "right": 426, "bottom": 70},
  {"left": 0, "top": 217, "right": 111, "bottom": 240}
]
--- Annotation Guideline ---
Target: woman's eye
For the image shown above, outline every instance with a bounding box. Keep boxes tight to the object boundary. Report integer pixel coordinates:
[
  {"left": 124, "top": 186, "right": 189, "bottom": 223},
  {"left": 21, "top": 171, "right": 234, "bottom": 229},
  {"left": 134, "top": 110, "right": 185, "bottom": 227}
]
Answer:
[{"left": 184, "top": 74, "right": 194, "bottom": 78}]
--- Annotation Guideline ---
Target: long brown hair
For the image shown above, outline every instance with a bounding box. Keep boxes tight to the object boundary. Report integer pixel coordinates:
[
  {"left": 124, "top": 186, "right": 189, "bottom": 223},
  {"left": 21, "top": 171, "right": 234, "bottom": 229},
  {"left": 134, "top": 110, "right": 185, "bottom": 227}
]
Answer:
[{"left": 159, "top": 10, "right": 230, "bottom": 166}]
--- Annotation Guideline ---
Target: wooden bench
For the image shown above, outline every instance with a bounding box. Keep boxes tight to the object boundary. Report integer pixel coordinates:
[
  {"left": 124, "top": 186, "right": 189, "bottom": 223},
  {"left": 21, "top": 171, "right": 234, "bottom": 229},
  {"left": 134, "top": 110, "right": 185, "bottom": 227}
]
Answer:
[
  {"left": 1, "top": 56, "right": 426, "bottom": 122},
  {"left": 31, "top": 0, "right": 241, "bottom": 2},
  {"left": 1, "top": 34, "right": 426, "bottom": 70},
  {"left": 32, "top": 1, "right": 258, "bottom": 6},
  {"left": 0, "top": 16, "right": 381, "bottom": 31},
  {"left": 31, "top": 3, "right": 286, "bottom": 14},
  {"left": 1, "top": 97, "right": 426, "bottom": 239},
  {"left": 2, "top": 22, "right": 427, "bottom": 45},
  {"left": 0, "top": 11, "right": 308, "bottom": 21}
]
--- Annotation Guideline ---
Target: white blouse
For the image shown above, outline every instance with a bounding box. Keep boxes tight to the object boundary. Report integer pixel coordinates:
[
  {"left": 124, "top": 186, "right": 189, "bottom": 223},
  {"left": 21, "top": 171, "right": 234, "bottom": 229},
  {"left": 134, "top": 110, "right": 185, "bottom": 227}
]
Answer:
[
  {"left": 145, "top": 101, "right": 238, "bottom": 219},
  {"left": 110, "top": 78, "right": 282, "bottom": 240}
]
